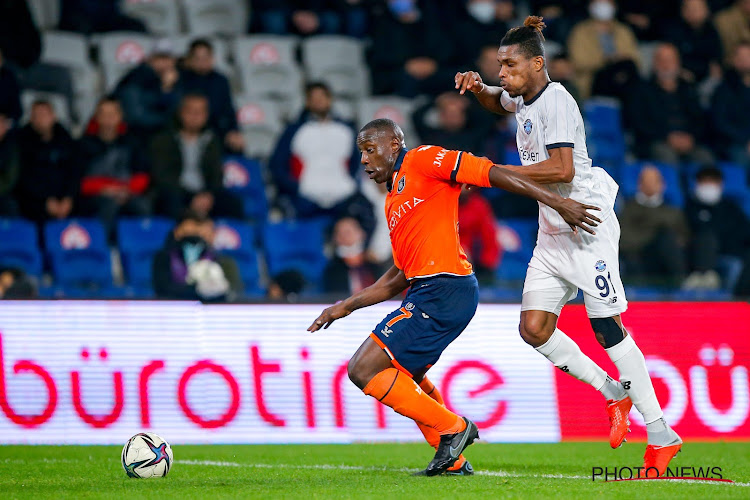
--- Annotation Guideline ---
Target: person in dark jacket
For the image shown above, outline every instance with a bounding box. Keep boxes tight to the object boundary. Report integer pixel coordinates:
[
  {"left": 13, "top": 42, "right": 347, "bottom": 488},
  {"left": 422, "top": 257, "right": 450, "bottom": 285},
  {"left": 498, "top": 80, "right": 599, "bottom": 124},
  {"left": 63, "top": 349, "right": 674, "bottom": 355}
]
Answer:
[
  {"left": 413, "top": 91, "right": 493, "bottom": 154},
  {"left": 59, "top": 0, "right": 146, "bottom": 34},
  {"left": 179, "top": 39, "right": 244, "bottom": 153},
  {"left": 451, "top": 0, "right": 513, "bottom": 64},
  {"left": 662, "top": 0, "right": 723, "bottom": 83},
  {"left": 78, "top": 97, "right": 151, "bottom": 239},
  {"left": 114, "top": 41, "right": 182, "bottom": 143},
  {"left": 710, "top": 42, "right": 750, "bottom": 167},
  {"left": 323, "top": 217, "right": 382, "bottom": 294},
  {"left": 153, "top": 210, "right": 242, "bottom": 301},
  {"left": 15, "top": 100, "right": 79, "bottom": 223},
  {"left": 0, "top": 50, "right": 21, "bottom": 125},
  {"left": 0, "top": 113, "right": 19, "bottom": 216},
  {"left": 150, "top": 94, "right": 243, "bottom": 219},
  {"left": 0, "top": 0, "right": 41, "bottom": 70}
]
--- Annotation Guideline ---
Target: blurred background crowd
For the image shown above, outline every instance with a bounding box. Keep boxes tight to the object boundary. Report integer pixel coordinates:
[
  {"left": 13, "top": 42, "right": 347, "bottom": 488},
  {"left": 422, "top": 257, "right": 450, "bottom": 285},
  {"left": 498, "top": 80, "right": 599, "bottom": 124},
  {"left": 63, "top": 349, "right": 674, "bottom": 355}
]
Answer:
[{"left": 0, "top": 0, "right": 749, "bottom": 302}]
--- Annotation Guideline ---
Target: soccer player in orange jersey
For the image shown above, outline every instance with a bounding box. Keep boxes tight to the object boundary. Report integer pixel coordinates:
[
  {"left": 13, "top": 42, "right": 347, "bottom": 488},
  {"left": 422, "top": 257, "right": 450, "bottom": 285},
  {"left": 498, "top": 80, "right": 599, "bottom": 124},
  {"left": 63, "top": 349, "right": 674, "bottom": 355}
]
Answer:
[
  {"left": 308, "top": 118, "right": 600, "bottom": 475},
  {"left": 454, "top": 16, "right": 682, "bottom": 476}
]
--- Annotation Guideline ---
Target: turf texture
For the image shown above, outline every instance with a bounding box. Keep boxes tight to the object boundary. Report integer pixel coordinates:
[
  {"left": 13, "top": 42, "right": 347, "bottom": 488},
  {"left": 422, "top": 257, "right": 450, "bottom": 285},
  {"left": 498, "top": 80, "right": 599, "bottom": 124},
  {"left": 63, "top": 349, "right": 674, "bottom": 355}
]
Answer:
[{"left": 1, "top": 442, "right": 748, "bottom": 499}]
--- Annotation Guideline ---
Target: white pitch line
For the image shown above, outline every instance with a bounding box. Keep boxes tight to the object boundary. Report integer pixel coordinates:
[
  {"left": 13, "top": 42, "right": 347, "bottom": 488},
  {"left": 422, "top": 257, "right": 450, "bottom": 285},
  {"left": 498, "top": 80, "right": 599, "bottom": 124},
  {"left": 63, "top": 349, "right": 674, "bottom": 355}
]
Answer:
[{"left": 179, "top": 460, "right": 749, "bottom": 486}]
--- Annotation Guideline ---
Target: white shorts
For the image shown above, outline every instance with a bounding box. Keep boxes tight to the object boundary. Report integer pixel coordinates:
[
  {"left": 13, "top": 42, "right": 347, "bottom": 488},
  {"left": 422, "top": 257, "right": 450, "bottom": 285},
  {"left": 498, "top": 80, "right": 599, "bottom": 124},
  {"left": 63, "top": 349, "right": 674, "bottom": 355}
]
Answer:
[{"left": 521, "top": 212, "right": 628, "bottom": 319}]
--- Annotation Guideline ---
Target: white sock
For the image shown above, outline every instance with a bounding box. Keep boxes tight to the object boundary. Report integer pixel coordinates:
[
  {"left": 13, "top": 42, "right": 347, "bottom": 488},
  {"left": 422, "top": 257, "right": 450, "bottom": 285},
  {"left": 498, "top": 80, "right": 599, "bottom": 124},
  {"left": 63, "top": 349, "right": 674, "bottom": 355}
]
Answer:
[
  {"left": 605, "top": 334, "right": 664, "bottom": 424},
  {"left": 536, "top": 329, "right": 609, "bottom": 391}
]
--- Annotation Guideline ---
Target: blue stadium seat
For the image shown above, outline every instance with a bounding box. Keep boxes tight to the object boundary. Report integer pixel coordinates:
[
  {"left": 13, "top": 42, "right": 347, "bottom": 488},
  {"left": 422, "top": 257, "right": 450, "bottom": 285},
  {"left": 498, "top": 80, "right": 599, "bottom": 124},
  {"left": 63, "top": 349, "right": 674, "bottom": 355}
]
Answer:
[
  {"left": 44, "top": 218, "right": 112, "bottom": 287},
  {"left": 495, "top": 218, "right": 538, "bottom": 281},
  {"left": 620, "top": 162, "right": 684, "bottom": 207},
  {"left": 117, "top": 217, "right": 173, "bottom": 286},
  {"left": 222, "top": 155, "right": 268, "bottom": 224},
  {"left": 263, "top": 218, "right": 328, "bottom": 286},
  {"left": 685, "top": 162, "right": 748, "bottom": 204},
  {"left": 214, "top": 218, "right": 261, "bottom": 292},
  {"left": 584, "top": 98, "right": 626, "bottom": 168},
  {"left": 0, "top": 218, "right": 43, "bottom": 276}
]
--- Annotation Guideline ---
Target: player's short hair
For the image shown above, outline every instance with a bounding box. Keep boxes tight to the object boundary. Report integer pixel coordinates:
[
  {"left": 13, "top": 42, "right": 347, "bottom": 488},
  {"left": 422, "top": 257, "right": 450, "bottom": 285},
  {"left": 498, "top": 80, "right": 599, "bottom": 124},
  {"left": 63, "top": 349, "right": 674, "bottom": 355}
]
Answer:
[
  {"left": 188, "top": 38, "right": 213, "bottom": 54},
  {"left": 696, "top": 166, "right": 723, "bottom": 182},
  {"left": 500, "top": 15, "right": 546, "bottom": 60},
  {"left": 358, "top": 118, "right": 405, "bottom": 147}
]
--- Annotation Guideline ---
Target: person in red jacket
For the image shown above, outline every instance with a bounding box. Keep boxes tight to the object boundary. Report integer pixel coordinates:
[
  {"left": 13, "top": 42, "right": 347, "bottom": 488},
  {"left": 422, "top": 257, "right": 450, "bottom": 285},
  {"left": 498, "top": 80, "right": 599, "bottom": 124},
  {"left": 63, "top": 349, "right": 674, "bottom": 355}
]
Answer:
[
  {"left": 78, "top": 97, "right": 151, "bottom": 241},
  {"left": 458, "top": 186, "right": 502, "bottom": 283}
]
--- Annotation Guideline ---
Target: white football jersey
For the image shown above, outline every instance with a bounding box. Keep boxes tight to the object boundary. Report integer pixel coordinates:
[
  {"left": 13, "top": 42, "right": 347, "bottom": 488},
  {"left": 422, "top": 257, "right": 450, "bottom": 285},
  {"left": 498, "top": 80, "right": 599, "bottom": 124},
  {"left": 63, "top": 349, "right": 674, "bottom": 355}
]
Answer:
[{"left": 500, "top": 82, "right": 619, "bottom": 234}]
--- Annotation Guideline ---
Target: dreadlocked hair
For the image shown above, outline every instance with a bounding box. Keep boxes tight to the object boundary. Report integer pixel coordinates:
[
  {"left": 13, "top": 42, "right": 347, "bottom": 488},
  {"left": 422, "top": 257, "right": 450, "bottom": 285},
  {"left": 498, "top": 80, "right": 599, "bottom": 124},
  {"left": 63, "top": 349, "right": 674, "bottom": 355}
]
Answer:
[{"left": 500, "top": 16, "right": 546, "bottom": 59}]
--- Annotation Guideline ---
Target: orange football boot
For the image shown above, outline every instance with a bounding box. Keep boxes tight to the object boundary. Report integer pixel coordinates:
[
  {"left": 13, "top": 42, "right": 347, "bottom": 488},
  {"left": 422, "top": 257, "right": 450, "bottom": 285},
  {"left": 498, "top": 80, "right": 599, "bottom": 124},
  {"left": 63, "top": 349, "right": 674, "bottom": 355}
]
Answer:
[
  {"left": 639, "top": 442, "right": 683, "bottom": 478},
  {"left": 606, "top": 396, "right": 633, "bottom": 448}
]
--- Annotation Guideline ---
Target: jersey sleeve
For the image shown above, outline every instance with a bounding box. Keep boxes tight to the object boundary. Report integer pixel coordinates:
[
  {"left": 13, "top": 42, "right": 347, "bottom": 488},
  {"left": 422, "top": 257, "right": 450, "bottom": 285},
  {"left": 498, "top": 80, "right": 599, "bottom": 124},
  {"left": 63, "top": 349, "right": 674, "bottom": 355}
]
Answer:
[
  {"left": 453, "top": 152, "right": 494, "bottom": 187},
  {"left": 542, "top": 89, "right": 576, "bottom": 150},
  {"left": 414, "top": 147, "right": 494, "bottom": 188},
  {"left": 499, "top": 90, "right": 520, "bottom": 113}
]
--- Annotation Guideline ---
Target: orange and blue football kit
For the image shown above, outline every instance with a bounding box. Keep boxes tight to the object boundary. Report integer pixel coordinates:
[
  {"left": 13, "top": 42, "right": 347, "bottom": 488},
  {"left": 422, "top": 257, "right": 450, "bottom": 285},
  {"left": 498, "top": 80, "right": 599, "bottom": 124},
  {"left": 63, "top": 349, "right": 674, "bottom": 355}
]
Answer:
[{"left": 370, "top": 146, "right": 495, "bottom": 377}]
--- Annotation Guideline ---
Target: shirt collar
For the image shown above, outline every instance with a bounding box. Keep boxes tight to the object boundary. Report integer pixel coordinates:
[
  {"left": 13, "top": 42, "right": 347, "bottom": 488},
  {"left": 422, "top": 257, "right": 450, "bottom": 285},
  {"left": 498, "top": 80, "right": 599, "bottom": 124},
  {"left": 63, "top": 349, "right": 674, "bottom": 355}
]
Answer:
[
  {"left": 387, "top": 148, "right": 408, "bottom": 192},
  {"left": 524, "top": 81, "right": 551, "bottom": 105}
]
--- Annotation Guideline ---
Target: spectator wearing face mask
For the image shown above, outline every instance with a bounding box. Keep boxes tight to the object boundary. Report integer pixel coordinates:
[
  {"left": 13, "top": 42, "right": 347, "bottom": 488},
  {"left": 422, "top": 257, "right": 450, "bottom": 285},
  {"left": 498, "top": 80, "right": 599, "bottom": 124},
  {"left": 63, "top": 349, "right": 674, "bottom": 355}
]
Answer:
[
  {"left": 619, "top": 166, "right": 689, "bottom": 286},
  {"left": 452, "top": 0, "right": 515, "bottom": 65},
  {"left": 684, "top": 166, "right": 750, "bottom": 290},
  {"left": 323, "top": 217, "right": 384, "bottom": 294},
  {"left": 152, "top": 210, "right": 243, "bottom": 301}
]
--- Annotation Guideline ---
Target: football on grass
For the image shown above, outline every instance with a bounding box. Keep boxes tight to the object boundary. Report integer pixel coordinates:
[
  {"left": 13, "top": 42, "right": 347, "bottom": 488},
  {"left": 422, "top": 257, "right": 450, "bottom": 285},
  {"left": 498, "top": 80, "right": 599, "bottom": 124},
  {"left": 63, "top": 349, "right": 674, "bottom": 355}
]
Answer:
[{"left": 121, "top": 432, "right": 173, "bottom": 478}]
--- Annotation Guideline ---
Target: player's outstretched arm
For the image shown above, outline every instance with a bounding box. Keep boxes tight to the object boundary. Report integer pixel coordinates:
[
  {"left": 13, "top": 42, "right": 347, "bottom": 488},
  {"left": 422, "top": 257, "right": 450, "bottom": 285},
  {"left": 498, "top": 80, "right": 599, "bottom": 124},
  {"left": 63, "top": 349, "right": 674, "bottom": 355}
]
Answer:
[
  {"left": 488, "top": 165, "right": 602, "bottom": 234},
  {"left": 500, "top": 147, "right": 574, "bottom": 184},
  {"left": 454, "top": 71, "right": 512, "bottom": 115},
  {"left": 307, "top": 265, "right": 409, "bottom": 332}
]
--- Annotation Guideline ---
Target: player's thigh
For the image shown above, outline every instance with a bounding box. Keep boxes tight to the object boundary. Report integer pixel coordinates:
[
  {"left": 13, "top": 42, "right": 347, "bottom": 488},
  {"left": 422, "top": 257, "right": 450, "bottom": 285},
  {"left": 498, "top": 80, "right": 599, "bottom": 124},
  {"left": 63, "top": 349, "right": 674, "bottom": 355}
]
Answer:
[
  {"left": 348, "top": 336, "right": 395, "bottom": 389},
  {"left": 522, "top": 266, "right": 578, "bottom": 317}
]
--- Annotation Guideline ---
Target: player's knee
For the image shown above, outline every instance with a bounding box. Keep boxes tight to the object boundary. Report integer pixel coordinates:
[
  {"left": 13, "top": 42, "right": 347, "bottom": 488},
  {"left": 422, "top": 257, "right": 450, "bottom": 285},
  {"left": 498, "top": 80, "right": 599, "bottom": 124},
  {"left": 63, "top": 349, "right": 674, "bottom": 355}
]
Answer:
[
  {"left": 590, "top": 317, "right": 625, "bottom": 348},
  {"left": 347, "top": 357, "right": 370, "bottom": 390},
  {"left": 519, "top": 314, "right": 554, "bottom": 347}
]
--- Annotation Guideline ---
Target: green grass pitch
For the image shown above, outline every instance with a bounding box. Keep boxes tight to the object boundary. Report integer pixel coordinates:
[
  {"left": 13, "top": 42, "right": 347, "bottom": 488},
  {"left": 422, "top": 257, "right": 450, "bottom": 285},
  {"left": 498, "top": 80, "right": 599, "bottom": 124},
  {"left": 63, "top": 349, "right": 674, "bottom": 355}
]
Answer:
[{"left": 1, "top": 442, "right": 748, "bottom": 499}]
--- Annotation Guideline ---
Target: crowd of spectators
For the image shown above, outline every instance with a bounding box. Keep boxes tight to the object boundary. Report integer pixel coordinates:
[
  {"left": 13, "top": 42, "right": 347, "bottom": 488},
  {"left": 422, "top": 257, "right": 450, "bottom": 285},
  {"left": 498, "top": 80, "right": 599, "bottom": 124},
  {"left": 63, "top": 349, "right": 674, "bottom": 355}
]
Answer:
[{"left": 0, "top": 0, "right": 749, "bottom": 300}]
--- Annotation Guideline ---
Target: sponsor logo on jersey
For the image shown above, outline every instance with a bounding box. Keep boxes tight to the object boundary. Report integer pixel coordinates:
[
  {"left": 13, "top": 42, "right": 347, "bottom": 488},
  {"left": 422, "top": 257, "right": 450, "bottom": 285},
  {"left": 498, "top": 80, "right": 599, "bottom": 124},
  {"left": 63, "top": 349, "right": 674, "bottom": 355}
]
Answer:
[
  {"left": 523, "top": 119, "right": 533, "bottom": 135},
  {"left": 388, "top": 197, "right": 425, "bottom": 231},
  {"left": 519, "top": 148, "right": 540, "bottom": 162},
  {"left": 595, "top": 260, "right": 607, "bottom": 273},
  {"left": 397, "top": 175, "right": 406, "bottom": 193}
]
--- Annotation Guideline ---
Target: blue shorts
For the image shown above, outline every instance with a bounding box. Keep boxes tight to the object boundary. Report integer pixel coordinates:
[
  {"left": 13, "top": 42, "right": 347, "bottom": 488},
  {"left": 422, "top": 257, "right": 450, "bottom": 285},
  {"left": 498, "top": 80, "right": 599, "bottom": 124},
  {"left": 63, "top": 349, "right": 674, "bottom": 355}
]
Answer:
[{"left": 370, "top": 274, "right": 479, "bottom": 377}]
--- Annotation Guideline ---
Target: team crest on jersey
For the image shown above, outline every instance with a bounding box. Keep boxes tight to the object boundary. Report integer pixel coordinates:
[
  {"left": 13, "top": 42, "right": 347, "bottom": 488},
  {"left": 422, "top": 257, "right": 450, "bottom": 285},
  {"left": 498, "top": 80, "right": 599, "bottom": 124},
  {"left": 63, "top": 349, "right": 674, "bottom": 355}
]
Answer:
[
  {"left": 405, "top": 302, "right": 415, "bottom": 311},
  {"left": 595, "top": 260, "right": 607, "bottom": 273},
  {"left": 523, "top": 119, "right": 533, "bottom": 135},
  {"left": 397, "top": 175, "right": 406, "bottom": 193}
]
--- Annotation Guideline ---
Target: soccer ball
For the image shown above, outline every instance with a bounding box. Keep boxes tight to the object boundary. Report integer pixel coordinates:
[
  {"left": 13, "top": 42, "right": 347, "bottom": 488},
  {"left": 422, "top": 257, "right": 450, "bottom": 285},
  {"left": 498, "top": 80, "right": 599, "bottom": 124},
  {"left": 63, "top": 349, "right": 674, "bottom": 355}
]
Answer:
[{"left": 121, "top": 432, "right": 173, "bottom": 478}]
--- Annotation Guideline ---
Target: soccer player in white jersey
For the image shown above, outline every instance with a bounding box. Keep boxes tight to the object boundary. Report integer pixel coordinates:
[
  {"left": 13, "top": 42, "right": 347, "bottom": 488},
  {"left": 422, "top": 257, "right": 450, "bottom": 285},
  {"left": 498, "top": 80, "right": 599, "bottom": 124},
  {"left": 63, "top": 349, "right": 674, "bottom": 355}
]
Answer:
[{"left": 455, "top": 16, "right": 682, "bottom": 477}]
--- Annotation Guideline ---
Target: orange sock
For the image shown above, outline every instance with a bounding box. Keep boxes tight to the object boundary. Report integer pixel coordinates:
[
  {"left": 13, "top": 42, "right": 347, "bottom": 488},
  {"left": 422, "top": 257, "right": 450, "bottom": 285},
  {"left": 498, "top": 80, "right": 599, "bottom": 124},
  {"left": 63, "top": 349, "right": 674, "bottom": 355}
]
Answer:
[
  {"left": 363, "top": 368, "right": 466, "bottom": 435},
  {"left": 416, "top": 377, "right": 466, "bottom": 471}
]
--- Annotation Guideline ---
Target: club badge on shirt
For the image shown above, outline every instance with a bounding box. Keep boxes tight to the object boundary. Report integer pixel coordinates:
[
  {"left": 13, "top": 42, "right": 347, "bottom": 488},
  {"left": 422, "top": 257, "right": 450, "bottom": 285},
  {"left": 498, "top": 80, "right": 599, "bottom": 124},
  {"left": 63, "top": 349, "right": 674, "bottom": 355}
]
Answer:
[
  {"left": 523, "top": 119, "right": 533, "bottom": 135},
  {"left": 397, "top": 175, "right": 406, "bottom": 193}
]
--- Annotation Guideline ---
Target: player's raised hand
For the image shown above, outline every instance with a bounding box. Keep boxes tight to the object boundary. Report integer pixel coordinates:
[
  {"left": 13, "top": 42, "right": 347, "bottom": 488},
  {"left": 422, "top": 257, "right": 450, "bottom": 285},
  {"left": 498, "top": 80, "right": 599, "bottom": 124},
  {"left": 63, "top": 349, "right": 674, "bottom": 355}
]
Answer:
[
  {"left": 308, "top": 302, "right": 352, "bottom": 332},
  {"left": 455, "top": 71, "right": 484, "bottom": 95},
  {"left": 555, "top": 198, "right": 602, "bottom": 235}
]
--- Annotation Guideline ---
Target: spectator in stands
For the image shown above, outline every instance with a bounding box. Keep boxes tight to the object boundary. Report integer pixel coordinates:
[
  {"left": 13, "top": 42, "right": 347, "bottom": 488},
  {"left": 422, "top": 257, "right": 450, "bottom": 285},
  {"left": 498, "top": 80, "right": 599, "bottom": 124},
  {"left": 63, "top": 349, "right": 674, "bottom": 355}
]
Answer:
[
  {"left": 0, "top": 50, "right": 21, "bottom": 125},
  {"left": 369, "top": 0, "right": 458, "bottom": 97},
  {"left": 267, "top": 269, "right": 306, "bottom": 302},
  {"left": 15, "top": 100, "right": 78, "bottom": 223},
  {"left": 0, "top": 113, "right": 19, "bottom": 216},
  {"left": 711, "top": 42, "right": 750, "bottom": 168},
  {"left": 620, "top": 166, "right": 689, "bottom": 286},
  {"left": 548, "top": 52, "right": 583, "bottom": 105},
  {"left": 685, "top": 166, "right": 750, "bottom": 290},
  {"left": 714, "top": 0, "right": 750, "bottom": 64},
  {"left": 529, "top": 0, "right": 588, "bottom": 43},
  {"left": 270, "top": 82, "right": 373, "bottom": 229},
  {"left": 252, "top": 0, "right": 344, "bottom": 36},
  {"left": 150, "top": 94, "right": 243, "bottom": 220},
  {"left": 626, "top": 43, "right": 714, "bottom": 165},
  {"left": 458, "top": 187, "right": 501, "bottom": 284},
  {"left": 323, "top": 217, "right": 383, "bottom": 294},
  {"left": 114, "top": 40, "right": 182, "bottom": 143},
  {"left": 618, "top": 0, "right": 680, "bottom": 40},
  {"left": 153, "top": 210, "right": 243, "bottom": 301},
  {"left": 413, "top": 92, "right": 493, "bottom": 154},
  {"left": 78, "top": 98, "right": 151, "bottom": 240},
  {"left": 0, "top": 0, "right": 41, "bottom": 70},
  {"left": 567, "top": 0, "right": 640, "bottom": 99},
  {"left": 359, "top": 175, "right": 392, "bottom": 267},
  {"left": 476, "top": 45, "right": 503, "bottom": 87},
  {"left": 663, "top": 0, "right": 723, "bottom": 83},
  {"left": 59, "top": 0, "right": 146, "bottom": 34},
  {"left": 180, "top": 39, "right": 244, "bottom": 154},
  {"left": 0, "top": 266, "right": 37, "bottom": 299},
  {"left": 452, "top": 1, "right": 514, "bottom": 65}
]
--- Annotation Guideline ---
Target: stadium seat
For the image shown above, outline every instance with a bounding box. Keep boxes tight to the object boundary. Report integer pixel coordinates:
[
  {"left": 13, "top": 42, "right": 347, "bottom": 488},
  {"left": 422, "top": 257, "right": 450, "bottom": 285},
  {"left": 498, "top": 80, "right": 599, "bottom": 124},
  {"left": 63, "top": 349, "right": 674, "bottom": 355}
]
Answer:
[
  {"left": 27, "top": 0, "right": 59, "bottom": 30},
  {"left": 301, "top": 36, "right": 370, "bottom": 99},
  {"left": 495, "top": 219, "right": 538, "bottom": 282},
  {"left": 222, "top": 155, "right": 268, "bottom": 223},
  {"left": 97, "top": 32, "right": 154, "bottom": 90},
  {"left": 214, "top": 219, "right": 262, "bottom": 291},
  {"left": 121, "top": 0, "right": 182, "bottom": 35},
  {"left": 44, "top": 219, "right": 112, "bottom": 288},
  {"left": 117, "top": 217, "right": 174, "bottom": 286},
  {"left": 182, "top": 0, "right": 247, "bottom": 36},
  {"left": 358, "top": 97, "right": 419, "bottom": 146},
  {"left": 620, "top": 162, "right": 685, "bottom": 207},
  {"left": 263, "top": 219, "right": 328, "bottom": 286},
  {"left": 0, "top": 219, "right": 43, "bottom": 277},
  {"left": 234, "top": 96, "right": 284, "bottom": 159},
  {"left": 21, "top": 91, "right": 72, "bottom": 128},
  {"left": 584, "top": 98, "right": 626, "bottom": 169},
  {"left": 685, "top": 162, "right": 748, "bottom": 204}
]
